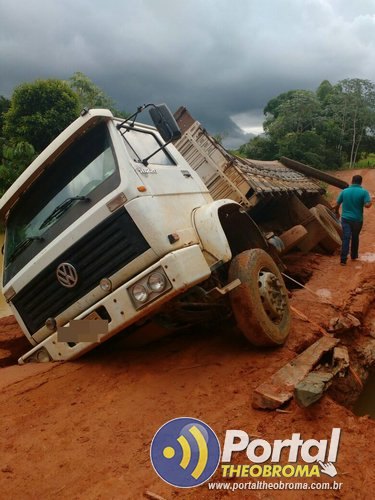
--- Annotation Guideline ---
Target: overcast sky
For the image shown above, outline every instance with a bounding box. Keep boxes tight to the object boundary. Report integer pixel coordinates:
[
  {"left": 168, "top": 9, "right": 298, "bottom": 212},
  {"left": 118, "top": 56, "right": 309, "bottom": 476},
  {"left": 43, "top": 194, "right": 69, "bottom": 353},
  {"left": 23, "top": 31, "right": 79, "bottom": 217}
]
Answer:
[{"left": 1, "top": 0, "right": 375, "bottom": 147}]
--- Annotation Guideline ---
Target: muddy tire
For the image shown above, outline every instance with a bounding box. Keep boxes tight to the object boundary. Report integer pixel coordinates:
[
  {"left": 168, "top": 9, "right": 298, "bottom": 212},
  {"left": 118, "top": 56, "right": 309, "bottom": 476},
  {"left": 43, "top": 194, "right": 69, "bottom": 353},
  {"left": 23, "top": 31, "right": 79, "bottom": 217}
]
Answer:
[
  {"left": 310, "top": 205, "right": 342, "bottom": 253},
  {"left": 228, "top": 249, "right": 291, "bottom": 346},
  {"left": 315, "top": 204, "right": 343, "bottom": 238}
]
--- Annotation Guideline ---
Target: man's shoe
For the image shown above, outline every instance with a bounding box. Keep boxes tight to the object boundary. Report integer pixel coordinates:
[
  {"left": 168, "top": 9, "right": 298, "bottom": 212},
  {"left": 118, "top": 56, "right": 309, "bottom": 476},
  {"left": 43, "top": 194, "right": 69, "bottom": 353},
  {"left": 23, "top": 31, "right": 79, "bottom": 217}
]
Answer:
[
  {"left": 351, "top": 256, "right": 358, "bottom": 260},
  {"left": 340, "top": 261, "right": 346, "bottom": 266}
]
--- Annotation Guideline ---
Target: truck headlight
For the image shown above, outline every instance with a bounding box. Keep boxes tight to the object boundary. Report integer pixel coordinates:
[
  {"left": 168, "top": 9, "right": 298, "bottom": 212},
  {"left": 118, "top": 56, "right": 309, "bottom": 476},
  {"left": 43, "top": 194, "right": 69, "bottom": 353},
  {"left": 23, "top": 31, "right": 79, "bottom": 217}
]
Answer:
[
  {"left": 132, "top": 284, "right": 148, "bottom": 303},
  {"left": 36, "top": 348, "right": 51, "bottom": 363},
  {"left": 25, "top": 347, "right": 51, "bottom": 363},
  {"left": 128, "top": 267, "right": 171, "bottom": 309},
  {"left": 148, "top": 272, "right": 166, "bottom": 292}
]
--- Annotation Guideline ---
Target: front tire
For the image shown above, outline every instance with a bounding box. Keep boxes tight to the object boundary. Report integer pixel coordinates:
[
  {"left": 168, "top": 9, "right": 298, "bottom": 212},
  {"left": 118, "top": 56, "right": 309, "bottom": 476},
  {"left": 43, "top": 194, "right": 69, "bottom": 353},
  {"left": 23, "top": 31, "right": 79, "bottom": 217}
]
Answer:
[{"left": 228, "top": 249, "right": 291, "bottom": 346}]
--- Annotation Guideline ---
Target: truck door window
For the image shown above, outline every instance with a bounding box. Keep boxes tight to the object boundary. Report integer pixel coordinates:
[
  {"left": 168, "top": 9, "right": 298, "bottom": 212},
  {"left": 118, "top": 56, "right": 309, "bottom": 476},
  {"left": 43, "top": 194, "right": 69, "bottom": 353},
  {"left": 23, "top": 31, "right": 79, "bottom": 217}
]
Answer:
[
  {"left": 3, "top": 122, "right": 120, "bottom": 284},
  {"left": 122, "top": 128, "right": 175, "bottom": 166}
]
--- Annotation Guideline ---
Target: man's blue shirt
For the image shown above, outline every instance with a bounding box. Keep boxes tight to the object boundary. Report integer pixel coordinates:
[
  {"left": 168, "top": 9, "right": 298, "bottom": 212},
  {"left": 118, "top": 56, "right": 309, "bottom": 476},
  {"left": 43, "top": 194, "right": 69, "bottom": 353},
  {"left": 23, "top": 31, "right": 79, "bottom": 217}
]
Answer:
[{"left": 337, "top": 184, "right": 371, "bottom": 222}]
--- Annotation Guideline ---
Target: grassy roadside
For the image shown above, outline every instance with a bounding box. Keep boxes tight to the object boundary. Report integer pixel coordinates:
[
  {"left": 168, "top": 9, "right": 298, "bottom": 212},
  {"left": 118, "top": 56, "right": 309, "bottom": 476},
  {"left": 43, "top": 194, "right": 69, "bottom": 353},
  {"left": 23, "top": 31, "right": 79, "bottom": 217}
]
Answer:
[{"left": 344, "top": 153, "right": 375, "bottom": 169}]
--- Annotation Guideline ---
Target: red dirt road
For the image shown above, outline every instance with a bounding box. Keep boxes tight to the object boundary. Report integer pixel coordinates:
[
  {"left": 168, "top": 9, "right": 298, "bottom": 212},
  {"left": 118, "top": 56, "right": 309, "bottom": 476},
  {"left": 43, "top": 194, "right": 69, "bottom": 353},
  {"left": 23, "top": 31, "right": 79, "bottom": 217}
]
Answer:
[{"left": 0, "top": 170, "right": 374, "bottom": 499}]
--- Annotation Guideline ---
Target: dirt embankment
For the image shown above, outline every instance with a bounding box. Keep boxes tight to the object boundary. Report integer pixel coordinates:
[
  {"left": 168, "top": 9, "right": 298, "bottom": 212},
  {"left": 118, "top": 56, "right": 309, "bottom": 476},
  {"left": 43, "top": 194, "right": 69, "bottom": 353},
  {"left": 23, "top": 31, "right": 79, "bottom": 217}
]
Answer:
[{"left": 0, "top": 169, "right": 374, "bottom": 499}]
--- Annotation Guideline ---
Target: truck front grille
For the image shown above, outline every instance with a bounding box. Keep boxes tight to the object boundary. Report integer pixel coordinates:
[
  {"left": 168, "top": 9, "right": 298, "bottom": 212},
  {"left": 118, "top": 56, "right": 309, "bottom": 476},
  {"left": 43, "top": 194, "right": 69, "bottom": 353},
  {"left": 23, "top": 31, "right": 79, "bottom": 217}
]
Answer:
[{"left": 13, "top": 208, "right": 150, "bottom": 335}]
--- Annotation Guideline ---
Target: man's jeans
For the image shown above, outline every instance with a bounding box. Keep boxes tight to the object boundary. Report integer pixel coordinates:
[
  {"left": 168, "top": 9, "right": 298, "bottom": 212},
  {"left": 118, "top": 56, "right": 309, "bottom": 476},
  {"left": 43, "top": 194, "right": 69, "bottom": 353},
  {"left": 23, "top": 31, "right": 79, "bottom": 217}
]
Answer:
[{"left": 341, "top": 218, "right": 363, "bottom": 263}]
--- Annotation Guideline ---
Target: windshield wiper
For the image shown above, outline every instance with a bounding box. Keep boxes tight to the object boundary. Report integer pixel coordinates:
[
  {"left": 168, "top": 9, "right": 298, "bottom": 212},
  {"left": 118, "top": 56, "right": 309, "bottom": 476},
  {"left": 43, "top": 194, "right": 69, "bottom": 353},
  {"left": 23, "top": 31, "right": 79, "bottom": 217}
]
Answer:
[
  {"left": 39, "top": 196, "right": 90, "bottom": 230},
  {"left": 8, "top": 236, "right": 44, "bottom": 263}
]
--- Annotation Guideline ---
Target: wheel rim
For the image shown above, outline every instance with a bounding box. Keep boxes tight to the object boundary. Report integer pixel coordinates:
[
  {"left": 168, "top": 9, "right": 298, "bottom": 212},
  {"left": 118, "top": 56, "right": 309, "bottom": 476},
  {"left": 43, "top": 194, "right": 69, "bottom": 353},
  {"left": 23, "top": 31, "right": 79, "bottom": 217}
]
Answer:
[{"left": 258, "top": 269, "right": 288, "bottom": 323}]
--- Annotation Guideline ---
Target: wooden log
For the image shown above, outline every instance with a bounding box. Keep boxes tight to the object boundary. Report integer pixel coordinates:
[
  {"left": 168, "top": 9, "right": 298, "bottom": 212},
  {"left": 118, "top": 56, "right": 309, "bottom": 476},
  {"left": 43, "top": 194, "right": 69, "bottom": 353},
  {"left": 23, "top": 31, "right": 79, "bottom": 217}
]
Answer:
[
  {"left": 252, "top": 336, "right": 340, "bottom": 410},
  {"left": 280, "top": 157, "right": 349, "bottom": 189},
  {"left": 279, "top": 225, "right": 308, "bottom": 253},
  {"left": 294, "top": 346, "right": 350, "bottom": 407},
  {"left": 332, "top": 346, "right": 350, "bottom": 375},
  {"left": 295, "top": 372, "right": 334, "bottom": 407}
]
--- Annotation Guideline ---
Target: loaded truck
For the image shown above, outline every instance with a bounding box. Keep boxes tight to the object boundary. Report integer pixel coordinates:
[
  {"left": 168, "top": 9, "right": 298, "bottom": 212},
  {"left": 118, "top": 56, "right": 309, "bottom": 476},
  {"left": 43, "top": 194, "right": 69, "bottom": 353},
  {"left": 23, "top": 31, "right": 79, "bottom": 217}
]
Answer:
[
  {"left": 173, "top": 107, "right": 346, "bottom": 255},
  {"left": 0, "top": 104, "right": 343, "bottom": 364}
]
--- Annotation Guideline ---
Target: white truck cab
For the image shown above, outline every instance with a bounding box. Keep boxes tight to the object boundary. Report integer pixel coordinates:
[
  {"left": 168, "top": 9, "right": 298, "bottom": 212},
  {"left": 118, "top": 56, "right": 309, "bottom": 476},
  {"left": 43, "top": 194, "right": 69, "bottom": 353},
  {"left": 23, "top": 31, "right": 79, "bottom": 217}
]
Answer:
[{"left": 0, "top": 105, "right": 291, "bottom": 363}]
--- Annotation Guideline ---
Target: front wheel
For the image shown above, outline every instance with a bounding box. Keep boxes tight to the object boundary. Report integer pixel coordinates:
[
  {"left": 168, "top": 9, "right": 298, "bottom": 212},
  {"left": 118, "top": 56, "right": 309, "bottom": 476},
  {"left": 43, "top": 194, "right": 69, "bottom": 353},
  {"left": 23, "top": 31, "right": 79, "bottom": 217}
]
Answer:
[{"left": 228, "top": 249, "right": 291, "bottom": 346}]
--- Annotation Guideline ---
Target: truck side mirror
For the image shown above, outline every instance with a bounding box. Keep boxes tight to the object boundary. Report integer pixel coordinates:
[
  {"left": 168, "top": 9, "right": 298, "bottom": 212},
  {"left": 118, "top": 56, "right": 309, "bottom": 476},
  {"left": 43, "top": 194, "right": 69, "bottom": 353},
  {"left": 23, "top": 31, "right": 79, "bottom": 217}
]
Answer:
[{"left": 149, "top": 104, "right": 182, "bottom": 142}]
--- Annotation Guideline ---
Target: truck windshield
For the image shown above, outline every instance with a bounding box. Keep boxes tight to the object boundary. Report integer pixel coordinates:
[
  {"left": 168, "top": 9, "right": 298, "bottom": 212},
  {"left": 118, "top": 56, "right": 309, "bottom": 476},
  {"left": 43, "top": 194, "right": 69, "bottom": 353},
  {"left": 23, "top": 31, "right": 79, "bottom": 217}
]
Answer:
[
  {"left": 121, "top": 127, "right": 175, "bottom": 166},
  {"left": 3, "top": 121, "right": 120, "bottom": 284}
]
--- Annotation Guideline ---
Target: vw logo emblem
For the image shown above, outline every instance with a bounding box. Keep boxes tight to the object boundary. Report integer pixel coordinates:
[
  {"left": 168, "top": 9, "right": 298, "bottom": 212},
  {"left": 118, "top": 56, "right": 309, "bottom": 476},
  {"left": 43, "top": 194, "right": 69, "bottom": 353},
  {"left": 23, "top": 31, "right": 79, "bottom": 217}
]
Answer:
[{"left": 56, "top": 262, "right": 78, "bottom": 288}]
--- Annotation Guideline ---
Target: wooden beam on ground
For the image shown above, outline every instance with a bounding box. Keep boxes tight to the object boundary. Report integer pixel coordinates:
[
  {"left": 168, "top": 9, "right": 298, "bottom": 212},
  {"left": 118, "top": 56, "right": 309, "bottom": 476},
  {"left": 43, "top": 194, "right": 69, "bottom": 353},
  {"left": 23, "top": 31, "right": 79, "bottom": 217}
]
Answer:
[
  {"left": 294, "top": 345, "right": 350, "bottom": 408},
  {"left": 252, "top": 336, "right": 340, "bottom": 410},
  {"left": 294, "top": 372, "right": 334, "bottom": 407}
]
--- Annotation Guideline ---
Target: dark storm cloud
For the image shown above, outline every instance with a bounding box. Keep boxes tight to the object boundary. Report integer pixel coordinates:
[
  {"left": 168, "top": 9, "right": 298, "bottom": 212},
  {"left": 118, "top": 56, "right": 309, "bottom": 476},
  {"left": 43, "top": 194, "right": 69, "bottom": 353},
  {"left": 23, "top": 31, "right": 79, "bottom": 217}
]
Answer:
[{"left": 1, "top": 0, "right": 374, "bottom": 147}]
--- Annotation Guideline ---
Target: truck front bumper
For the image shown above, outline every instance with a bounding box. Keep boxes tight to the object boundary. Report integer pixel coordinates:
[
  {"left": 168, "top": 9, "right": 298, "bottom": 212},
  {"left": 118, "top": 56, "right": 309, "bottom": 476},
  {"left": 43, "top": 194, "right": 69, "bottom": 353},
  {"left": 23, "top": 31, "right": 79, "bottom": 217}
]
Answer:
[{"left": 18, "top": 245, "right": 211, "bottom": 364}]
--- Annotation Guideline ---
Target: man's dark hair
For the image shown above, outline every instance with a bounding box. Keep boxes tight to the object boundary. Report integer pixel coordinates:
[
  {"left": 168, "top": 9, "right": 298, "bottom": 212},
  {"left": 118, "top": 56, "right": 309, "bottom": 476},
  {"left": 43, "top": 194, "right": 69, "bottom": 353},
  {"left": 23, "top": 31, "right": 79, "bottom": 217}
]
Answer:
[{"left": 352, "top": 175, "right": 363, "bottom": 185}]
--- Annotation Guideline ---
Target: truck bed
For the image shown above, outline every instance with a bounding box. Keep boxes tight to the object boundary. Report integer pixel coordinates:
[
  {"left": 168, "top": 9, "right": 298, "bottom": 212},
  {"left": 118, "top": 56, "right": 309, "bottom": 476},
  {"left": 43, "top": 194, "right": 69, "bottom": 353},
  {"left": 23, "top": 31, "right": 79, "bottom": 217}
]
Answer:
[{"left": 173, "top": 107, "right": 323, "bottom": 209}]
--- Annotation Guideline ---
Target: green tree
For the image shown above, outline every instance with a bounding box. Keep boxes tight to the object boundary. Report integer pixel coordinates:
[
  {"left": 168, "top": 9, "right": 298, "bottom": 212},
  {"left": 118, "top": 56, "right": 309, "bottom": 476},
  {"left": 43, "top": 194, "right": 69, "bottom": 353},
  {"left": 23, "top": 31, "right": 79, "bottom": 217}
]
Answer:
[
  {"left": 264, "top": 90, "right": 300, "bottom": 119},
  {"left": 0, "top": 96, "right": 11, "bottom": 138},
  {"left": 265, "top": 90, "right": 322, "bottom": 138},
  {"left": 68, "top": 72, "right": 122, "bottom": 115},
  {"left": 261, "top": 90, "right": 326, "bottom": 167},
  {"left": 4, "top": 79, "right": 80, "bottom": 152},
  {"left": 316, "top": 80, "right": 334, "bottom": 105},
  {"left": 238, "top": 135, "right": 278, "bottom": 160},
  {"left": 277, "top": 131, "right": 327, "bottom": 168},
  {"left": 0, "top": 141, "right": 36, "bottom": 196},
  {"left": 238, "top": 79, "right": 375, "bottom": 170},
  {"left": 326, "top": 79, "right": 375, "bottom": 166}
]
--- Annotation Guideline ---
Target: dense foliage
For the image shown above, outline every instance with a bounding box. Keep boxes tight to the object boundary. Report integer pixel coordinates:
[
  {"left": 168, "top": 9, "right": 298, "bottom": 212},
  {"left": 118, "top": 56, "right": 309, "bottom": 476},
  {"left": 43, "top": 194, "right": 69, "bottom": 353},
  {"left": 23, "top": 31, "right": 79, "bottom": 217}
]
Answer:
[
  {"left": 69, "top": 72, "right": 122, "bottom": 115},
  {"left": 0, "top": 141, "right": 35, "bottom": 197},
  {"left": 4, "top": 80, "right": 80, "bottom": 152},
  {"left": 0, "top": 96, "right": 10, "bottom": 137},
  {"left": 239, "top": 79, "right": 375, "bottom": 170}
]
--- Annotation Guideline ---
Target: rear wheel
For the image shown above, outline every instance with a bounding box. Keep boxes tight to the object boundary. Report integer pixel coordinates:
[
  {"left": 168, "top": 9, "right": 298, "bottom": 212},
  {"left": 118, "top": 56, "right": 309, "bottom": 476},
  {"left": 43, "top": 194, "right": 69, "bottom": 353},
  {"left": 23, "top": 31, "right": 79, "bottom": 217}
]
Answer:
[
  {"left": 310, "top": 205, "right": 342, "bottom": 253},
  {"left": 228, "top": 249, "right": 291, "bottom": 346},
  {"left": 315, "top": 204, "right": 343, "bottom": 238}
]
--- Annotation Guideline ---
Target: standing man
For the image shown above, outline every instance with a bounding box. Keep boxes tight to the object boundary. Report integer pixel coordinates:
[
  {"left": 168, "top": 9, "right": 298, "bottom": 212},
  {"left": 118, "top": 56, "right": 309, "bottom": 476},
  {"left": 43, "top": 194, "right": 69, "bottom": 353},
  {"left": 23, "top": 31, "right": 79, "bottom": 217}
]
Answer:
[{"left": 334, "top": 175, "right": 372, "bottom": 265}]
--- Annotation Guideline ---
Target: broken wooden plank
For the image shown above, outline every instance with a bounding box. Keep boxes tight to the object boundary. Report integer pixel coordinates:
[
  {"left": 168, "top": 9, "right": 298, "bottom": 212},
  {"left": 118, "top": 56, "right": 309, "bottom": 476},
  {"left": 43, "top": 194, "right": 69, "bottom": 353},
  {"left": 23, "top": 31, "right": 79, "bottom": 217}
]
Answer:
[
  {"left": 332, "top": 346, "right": 350, "bottom": 376},
  {"left": 294, "top": 372, "right": 334, "bottom": 407},
  {"left": 252, "top": 336, "right": 339, "bottom": 410},
  {"left": 294, "top": 345, "right": 350, "bottom": 408},
  {"left": 328, "top": 313, "right": 361, "bottom": 333},
  {"left": 279, "top": 225, "right": 308, "bottom": 253}
]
